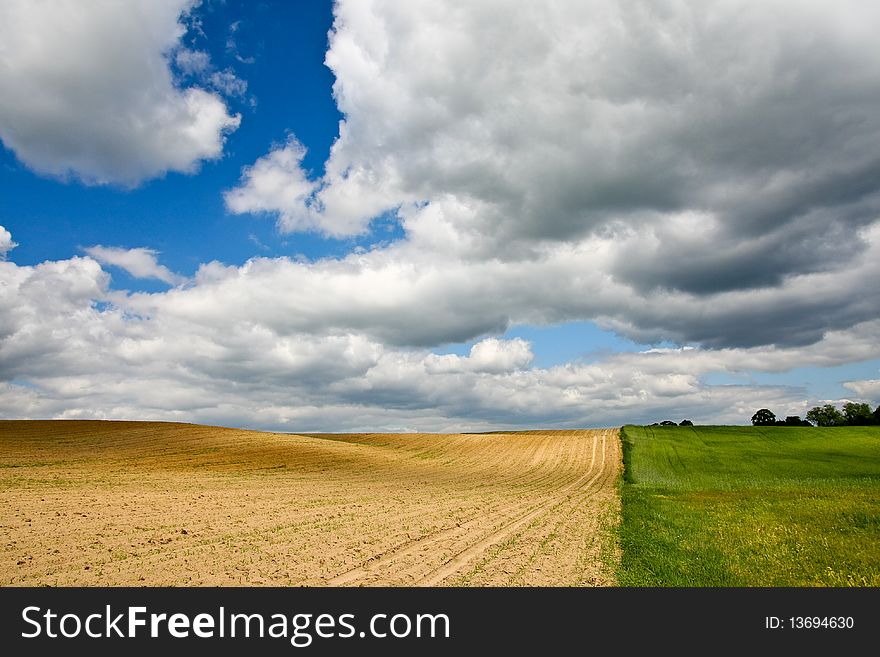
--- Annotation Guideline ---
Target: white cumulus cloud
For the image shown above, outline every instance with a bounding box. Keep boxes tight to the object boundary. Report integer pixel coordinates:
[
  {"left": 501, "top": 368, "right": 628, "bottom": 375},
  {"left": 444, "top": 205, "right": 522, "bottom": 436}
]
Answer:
[
  {"left": 224, "top": 137, "right": 319, "bottom": 232},
  {"left": 842, "top": 379, "right": 880, "bottom": 401},
  {"left": 0, "top": 226, "right": 16, "bottom": 258},
  {"left": 0, "top": 0, "right": 240, "bottom": 185},
  {"left": 84, "top": 246, "right": 185, "bottom": 286},
  {"left": 426, "top": 338, "right": 534, "bottom": 375}
]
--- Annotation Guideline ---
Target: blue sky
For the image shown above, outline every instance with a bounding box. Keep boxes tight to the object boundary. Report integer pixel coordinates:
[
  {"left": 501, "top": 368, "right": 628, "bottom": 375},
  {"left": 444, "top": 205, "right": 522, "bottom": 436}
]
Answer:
[{"left": 1, "top": 0, "right": 878, "bottom": 430}]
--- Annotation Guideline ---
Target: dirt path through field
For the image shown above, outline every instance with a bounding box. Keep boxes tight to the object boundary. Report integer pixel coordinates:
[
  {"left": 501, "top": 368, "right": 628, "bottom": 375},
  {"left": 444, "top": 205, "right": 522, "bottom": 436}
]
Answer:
[{"left": 1, "top": 421, "right": 620, "bottom": 586}]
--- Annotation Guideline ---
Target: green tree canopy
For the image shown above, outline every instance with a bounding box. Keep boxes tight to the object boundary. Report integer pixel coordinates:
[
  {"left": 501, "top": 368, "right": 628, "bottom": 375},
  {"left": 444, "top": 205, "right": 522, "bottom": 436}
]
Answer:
[
  {"left": 843, "top": 402, "right": 873, "bottom": 426},
  {"left": 806, "top": 404, "right": 845, "bottom": 427},
  {"left": 751, "top": 408, "right": 776, "bottom": 426}
]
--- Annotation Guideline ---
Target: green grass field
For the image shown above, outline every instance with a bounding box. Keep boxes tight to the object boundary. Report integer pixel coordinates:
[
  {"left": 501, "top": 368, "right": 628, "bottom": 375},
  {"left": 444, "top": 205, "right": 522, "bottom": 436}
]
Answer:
[{"left": 618, "top": 425, "right": 880, "bottom": 586}]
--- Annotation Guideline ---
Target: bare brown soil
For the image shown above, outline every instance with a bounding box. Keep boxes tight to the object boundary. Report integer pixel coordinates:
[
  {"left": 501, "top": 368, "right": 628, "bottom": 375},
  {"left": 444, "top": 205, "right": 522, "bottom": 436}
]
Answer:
[{"left": 0, "top": 420, "right": 620, "bottom": 586}]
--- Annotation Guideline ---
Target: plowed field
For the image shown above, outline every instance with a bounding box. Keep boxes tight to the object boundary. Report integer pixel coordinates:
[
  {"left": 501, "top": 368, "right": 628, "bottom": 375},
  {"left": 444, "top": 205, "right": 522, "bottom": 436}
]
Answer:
[{"left": 1, "top": 420, "right": 620, "bottom": 586}]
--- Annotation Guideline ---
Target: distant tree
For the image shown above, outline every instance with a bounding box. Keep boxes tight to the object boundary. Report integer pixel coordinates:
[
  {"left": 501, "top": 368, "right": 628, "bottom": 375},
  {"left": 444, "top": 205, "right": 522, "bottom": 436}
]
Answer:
[
  {"left": 783, "top": 415, "right": 803, "bottom": 426},
  {"left": 806, "top": 404, "right": 845, "bottom": 427},
  {"left": 874, "top": 405, "right": 880, "bottom": 425},
  {"left": 843, "top": 402, "right": 873, "bottom": 426},
  {"left": 659, "top": 420, "right": 677, "bottom": 426},
  {"left": 751, "top": 408, "right": 776, "bottom": 426},
  {"left": 679, "top": 419, "right": 694, "bottom": 426}
]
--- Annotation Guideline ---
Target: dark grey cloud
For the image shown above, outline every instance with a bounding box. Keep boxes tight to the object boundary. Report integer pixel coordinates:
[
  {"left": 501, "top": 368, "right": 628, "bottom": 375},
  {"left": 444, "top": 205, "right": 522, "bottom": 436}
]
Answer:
[{"left": 613, "top": 205, "right": 874, "bottom": 296}]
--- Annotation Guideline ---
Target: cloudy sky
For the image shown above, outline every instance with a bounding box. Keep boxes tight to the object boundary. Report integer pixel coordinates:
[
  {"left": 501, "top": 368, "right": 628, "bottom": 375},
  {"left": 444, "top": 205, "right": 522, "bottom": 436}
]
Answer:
[{"left": 1, "top": 0, "right": 879, "bottom": 431}]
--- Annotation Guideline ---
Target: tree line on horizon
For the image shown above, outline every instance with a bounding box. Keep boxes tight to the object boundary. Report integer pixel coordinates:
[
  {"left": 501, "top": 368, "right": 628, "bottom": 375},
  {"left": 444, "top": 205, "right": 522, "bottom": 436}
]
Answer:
[
  {"left": 751, "top": 402, "right": 880, "bottom": 427},
  {"left": 648, "top": 401, "right": 880, "bottom": 428}
]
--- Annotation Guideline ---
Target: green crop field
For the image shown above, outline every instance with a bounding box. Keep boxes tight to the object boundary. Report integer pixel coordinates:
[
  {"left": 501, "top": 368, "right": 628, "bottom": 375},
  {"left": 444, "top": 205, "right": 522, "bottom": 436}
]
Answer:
[{"left": 618, "top": 424, "right": 880, "bottom": 586}]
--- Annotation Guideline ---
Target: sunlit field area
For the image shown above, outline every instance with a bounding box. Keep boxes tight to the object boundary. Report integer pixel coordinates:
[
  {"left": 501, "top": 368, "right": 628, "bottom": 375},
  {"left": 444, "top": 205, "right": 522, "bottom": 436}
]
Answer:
[
  {"left": 1, "top": 421, "right": 619, "bottom": 587},
  {"left": 618, "top": 425, "right": 880, "bottom": 586}
]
